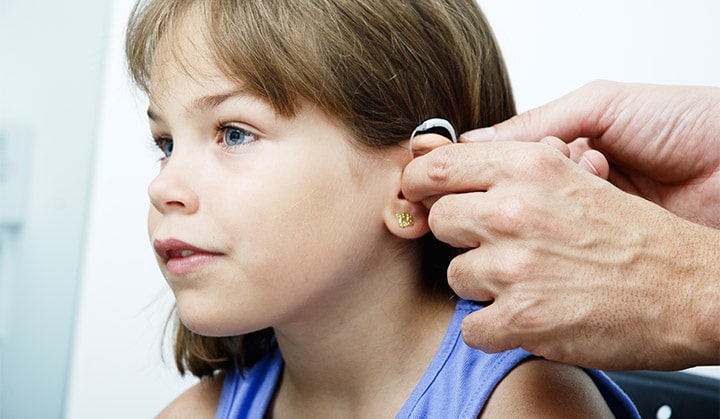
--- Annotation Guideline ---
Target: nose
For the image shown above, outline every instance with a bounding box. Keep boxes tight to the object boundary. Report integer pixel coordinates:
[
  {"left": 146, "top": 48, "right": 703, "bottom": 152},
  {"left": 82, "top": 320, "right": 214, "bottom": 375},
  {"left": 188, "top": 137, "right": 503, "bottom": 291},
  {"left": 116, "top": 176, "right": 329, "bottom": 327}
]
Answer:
[{"left": 147, "top": 157, "right": 199, "bottom": 215}]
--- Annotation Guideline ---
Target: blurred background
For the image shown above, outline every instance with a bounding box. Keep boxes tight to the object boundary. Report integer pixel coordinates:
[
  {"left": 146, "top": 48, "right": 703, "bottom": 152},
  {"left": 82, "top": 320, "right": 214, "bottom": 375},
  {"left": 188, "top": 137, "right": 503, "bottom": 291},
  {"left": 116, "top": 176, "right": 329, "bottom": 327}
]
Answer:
[{"left": 0, "top": 0, "right": 718, "bottom": 417}]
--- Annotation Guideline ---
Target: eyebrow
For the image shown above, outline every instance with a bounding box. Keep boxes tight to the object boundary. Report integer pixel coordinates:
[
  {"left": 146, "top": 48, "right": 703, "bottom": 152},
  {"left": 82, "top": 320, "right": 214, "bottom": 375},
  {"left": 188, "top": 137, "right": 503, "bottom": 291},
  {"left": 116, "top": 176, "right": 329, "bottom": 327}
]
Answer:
[
  {"left": 147, "top": 88, "right": 249, "bottom": 121},
  {"left": 191, "top": 89, "right": 248, "bottom": 111}
]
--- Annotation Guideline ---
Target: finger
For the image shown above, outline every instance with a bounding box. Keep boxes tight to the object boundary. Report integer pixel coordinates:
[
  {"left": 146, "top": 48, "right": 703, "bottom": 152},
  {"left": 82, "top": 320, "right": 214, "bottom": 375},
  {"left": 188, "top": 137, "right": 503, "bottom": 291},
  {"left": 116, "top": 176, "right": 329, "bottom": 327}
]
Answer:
[
  {"left": 402, "top": 141, "right": 550, "bottom": 203},
  {"left": 428, "top": 192, "right": 490, "bottom": 248},
  {"left": 542, "top": 136, "right": 609, "bottom": 179},
  {"left": 405, "top": 133, "right": 458, "bottom": 210},
  {"left": 402, "top": 144, "right": 492, "bottom": 202},
  {"left": 409, "top": 132, "right": 453, "bottom": 158},
  {"left": 566, "top": 137, "right": 592, "bottom": 162},
  {"left": 460, "top": 302, "right": 521, "bottom": 353},
  {"left": 445, "top": 247, "right": 500, "bottom": 302},
  {"left": 419, "top": 195, "right": 441, "bottom": 211},
  {"left": 461, "top": 81, "right": 622, "bottom": 144},
  {"left": 446, "top": 242, "right": 540, "bottom": 304},
  {"left": 578, "top": 149, "right": 610, "bottom": 179},
  {"left": 539, "top": 136, "right": 571, "bottom": 158}
]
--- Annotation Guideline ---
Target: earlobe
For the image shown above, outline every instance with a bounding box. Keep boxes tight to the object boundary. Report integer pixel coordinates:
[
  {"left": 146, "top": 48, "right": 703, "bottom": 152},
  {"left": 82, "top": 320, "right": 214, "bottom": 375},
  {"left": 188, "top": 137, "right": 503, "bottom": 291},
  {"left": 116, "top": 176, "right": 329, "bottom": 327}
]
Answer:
[
  {"left": 381, "top": 138, "right": 434, "bottom": 239},
  {"left": 385, "top": 197, "right": 430, "bottom": 239},
  {"left": 395, "top": 212, "right": 415, "bottom": 228}
]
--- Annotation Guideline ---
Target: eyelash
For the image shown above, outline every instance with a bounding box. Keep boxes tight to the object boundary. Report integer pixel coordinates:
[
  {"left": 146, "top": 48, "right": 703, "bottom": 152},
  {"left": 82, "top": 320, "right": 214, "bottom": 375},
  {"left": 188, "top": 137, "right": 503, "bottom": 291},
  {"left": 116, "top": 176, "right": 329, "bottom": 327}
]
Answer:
[
  {"left": 149, "top": 122, "right": 259, "bottom": 160},
  {"left": 151, "top": 135, "right": 172, "bottom": 162},
  {"left": 216, "top": 122, "right": 259, "bottom": 151}
]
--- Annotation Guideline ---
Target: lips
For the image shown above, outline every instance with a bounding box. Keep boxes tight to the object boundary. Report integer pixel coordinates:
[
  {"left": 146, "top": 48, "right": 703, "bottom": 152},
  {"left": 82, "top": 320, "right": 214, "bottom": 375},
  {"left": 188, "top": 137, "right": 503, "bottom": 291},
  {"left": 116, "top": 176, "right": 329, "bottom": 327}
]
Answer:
[
  {"left": 153, "top": 238, "right": 223, "bottom": 276},
  {"left": 168, "top": 249, "right": 200, "bottom": 259}
]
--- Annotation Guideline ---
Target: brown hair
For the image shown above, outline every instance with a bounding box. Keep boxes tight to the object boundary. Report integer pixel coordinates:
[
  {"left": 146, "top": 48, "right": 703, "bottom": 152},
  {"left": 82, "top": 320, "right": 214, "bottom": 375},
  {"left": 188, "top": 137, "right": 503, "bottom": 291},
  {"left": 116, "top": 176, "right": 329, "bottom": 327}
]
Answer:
[{"left": 126, "top": 0, "right": 516, "bottom": 378}]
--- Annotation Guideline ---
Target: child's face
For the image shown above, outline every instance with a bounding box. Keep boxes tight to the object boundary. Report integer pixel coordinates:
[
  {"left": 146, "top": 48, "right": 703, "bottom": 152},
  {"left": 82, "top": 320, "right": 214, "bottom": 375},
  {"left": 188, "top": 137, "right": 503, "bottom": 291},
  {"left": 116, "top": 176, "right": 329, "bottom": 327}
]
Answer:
[{"left": 146, "top": 33, "right": 407, "bottom": 336}]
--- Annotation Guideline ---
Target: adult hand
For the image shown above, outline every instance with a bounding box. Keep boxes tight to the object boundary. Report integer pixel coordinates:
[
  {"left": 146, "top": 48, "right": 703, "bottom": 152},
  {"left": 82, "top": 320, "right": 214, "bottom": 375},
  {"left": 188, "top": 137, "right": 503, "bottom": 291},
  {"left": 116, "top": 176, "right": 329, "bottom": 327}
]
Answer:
[
  {"left": 401, "top": 81, "right": 720, "bottom": 371},
  {"left": 465, "top": 81, "right": 720, "bottom": 227}
]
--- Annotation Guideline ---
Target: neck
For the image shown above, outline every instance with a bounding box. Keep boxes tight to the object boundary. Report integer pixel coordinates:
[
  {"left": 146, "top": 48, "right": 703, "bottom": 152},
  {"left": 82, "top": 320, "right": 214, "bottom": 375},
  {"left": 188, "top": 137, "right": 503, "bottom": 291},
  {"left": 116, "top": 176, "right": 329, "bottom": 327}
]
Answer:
[{"left": 270, "top": 261, "right": 456, "bottom": 417}]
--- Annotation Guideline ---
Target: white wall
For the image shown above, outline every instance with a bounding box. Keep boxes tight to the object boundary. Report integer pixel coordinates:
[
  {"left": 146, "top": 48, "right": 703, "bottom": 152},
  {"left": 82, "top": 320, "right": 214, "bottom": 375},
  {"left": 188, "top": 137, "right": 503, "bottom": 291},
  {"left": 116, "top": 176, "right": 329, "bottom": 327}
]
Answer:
[
  {"left": 0, "top": 1, "right": 110, "bottom": 417},
  {"left": 63, "top": 0, "right": 196, "bottom": 417},
  {"left": 481, "top": 0, "right": 720, "bottom": 110},
  {"left": 65, "top": 1, "right": 720, "bottom": 417}
]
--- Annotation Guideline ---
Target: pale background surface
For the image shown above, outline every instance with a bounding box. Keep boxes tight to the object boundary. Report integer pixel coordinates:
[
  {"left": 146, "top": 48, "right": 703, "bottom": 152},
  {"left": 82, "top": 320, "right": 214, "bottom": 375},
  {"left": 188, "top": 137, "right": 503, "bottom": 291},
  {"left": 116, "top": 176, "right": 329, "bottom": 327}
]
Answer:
[{"left": 3, "top": 0, "right": 717, "bottom": 418}]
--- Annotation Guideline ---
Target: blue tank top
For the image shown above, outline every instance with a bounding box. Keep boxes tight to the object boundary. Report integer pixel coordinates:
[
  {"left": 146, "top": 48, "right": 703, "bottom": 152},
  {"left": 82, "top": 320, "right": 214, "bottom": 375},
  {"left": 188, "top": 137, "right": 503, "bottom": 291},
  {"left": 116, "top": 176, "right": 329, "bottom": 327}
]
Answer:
[{"left": 216, "top": 299, "right": 639, "bottom": 418}]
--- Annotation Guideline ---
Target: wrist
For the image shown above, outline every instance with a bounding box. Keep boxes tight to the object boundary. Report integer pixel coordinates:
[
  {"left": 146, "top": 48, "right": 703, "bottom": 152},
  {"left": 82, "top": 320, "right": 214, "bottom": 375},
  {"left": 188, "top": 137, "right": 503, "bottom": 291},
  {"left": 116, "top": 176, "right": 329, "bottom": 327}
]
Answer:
[
  {"left": 662, "top": 218, "right": 720, "bottom": 369},
  {"left": 690, "top": 224, "right": 720, "bottom": 366}
]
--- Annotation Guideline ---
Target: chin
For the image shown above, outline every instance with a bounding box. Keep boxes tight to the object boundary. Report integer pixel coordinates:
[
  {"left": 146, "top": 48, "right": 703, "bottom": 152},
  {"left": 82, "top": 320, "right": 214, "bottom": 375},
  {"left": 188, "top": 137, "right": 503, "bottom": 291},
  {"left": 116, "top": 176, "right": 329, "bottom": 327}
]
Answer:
[{"left": 175, "top": 302, "right": 266, "bottom": 338}]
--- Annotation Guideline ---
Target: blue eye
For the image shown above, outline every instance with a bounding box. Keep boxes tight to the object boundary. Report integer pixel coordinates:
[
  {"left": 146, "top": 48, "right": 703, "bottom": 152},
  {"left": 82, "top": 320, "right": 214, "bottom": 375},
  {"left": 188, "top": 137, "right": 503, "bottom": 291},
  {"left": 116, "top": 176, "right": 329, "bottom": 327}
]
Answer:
[
  {"left": 155, "top": 137, "right": 173, "bottom": 158},
  {"left": 222, "top": 126, "right": 257, "bottom": 147}
]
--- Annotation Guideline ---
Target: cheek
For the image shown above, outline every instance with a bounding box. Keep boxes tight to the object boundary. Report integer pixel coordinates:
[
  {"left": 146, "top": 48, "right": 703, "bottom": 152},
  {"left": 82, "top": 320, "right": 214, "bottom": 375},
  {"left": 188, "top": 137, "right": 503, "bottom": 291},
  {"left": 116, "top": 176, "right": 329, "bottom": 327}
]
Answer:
[{"left": 231, "top": 162, "right": 358, "bottom": 249}]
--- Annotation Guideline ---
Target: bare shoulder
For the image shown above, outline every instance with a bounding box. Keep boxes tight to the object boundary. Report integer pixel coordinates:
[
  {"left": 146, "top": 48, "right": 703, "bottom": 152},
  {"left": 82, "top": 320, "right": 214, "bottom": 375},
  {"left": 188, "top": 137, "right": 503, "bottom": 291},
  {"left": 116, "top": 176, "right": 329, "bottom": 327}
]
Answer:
[
  {"left": 156, "top": 373, "right": 225, "bottom": 419},
  {"left": 481, "top": 358, "right": 614, "bottom": 418}
]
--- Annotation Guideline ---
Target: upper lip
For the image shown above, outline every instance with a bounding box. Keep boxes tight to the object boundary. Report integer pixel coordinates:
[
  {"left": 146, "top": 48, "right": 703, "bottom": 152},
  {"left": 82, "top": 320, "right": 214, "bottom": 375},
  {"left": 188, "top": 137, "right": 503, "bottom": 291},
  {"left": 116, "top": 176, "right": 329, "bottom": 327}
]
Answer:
[{"left": 153, "top": 238, "right": 222, "bottom": 262}]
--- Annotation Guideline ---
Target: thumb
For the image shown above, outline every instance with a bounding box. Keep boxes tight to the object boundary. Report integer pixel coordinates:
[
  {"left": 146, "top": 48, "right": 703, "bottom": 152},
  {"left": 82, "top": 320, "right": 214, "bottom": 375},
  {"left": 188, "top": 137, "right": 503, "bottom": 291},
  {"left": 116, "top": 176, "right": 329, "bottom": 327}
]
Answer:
[{"left": 460, "top": 81, "right": 621, "bottom": 144}]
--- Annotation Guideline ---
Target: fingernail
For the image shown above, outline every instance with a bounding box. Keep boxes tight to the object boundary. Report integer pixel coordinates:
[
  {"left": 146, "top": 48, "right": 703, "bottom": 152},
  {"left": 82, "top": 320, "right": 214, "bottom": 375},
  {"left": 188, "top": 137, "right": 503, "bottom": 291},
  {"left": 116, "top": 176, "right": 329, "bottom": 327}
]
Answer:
[
  {"left": 462, "top": 127, "right": 496, "bottom": 142},
  {"left": 581, "top": 155, "right": 600, "bottom": 176}
]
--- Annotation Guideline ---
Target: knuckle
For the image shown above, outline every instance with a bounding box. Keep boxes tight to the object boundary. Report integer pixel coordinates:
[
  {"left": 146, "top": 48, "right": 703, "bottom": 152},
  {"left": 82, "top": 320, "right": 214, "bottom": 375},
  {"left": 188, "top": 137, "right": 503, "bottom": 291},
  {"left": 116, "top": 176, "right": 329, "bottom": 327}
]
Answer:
[
  {"left": 506, "top": 254, "right": 533, "bottom": 281},
  {"left": 501, "top": 143, "right": 565, "bottom": 180},
  {"left": 447, "top": 252, "right": 489, "bottom": 296},
  {"left": 426, "top": 146, "right": 455, "bottom": 186},
  {"left": 504, "top": 113, "right": 527, "bottom": 133},
  {"left": 492, "top": 194, "right": 530, "bottom": 236},
  {"left": 582, "top": 79, "right": 606, "bottom": 92},
  {"left": 506, "top": 109, "right": 543, "bottom": 141},
  {"left": 429, "top": 195, "right": 486, "bottom": 249},
  {"left": 493, "top": 248, "right": 536, "bottom": 283},
  {"left": 523, "top": 107, "right": 543, "bottom": 136},
  {"left": 581, "top": 80, "right": 621, "bottom": 126},
  {"left": 583, "top": 79, "right": 615, "bottom": 94},
  {"left": 526, "top": 144, "right": 565, "bottom": 172},
  {"left": 429, "top": 194, "right": 453, "bottom": 220},
  {"left": 428, "top": 195, "right": 459, "bottom": 231},
  {"left": 446, "top": 256, "right": 472, "bottom": 291},
  {"left": 540, "top": 137, "right": 571, "bottom": 159}
]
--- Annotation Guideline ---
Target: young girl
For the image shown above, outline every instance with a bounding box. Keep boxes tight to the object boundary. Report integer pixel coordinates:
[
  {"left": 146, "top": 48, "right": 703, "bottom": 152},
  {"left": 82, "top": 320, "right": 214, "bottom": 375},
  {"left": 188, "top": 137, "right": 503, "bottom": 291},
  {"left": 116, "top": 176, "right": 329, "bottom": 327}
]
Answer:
[{"left": 125, "top": 0, "right": 639, "bottom": 417}]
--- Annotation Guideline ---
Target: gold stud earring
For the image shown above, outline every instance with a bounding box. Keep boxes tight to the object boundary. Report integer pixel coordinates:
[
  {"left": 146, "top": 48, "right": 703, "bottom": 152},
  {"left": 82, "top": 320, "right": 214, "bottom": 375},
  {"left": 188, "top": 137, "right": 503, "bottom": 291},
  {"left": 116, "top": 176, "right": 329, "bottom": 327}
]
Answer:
[{"left": 395, "top": 212, "right": 414, "bottom": 228}]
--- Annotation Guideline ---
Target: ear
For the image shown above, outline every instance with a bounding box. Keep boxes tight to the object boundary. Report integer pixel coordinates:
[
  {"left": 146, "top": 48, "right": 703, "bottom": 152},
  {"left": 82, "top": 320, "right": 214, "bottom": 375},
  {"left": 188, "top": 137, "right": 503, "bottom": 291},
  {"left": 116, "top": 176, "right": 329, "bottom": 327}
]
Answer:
[
  {"left": 384, "top": 190, "right": 430, "bottom": 239},
  {"left": 382, "top": 140, "right": 432, "bottom": 239}
]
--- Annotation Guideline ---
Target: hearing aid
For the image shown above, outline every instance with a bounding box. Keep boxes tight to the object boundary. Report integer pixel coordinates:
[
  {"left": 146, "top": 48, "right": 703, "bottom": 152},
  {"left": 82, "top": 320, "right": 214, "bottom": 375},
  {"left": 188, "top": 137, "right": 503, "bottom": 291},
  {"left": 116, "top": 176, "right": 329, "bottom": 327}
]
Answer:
[{"left": 409, "top": 117, "right": 458, "bottom": 159}]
